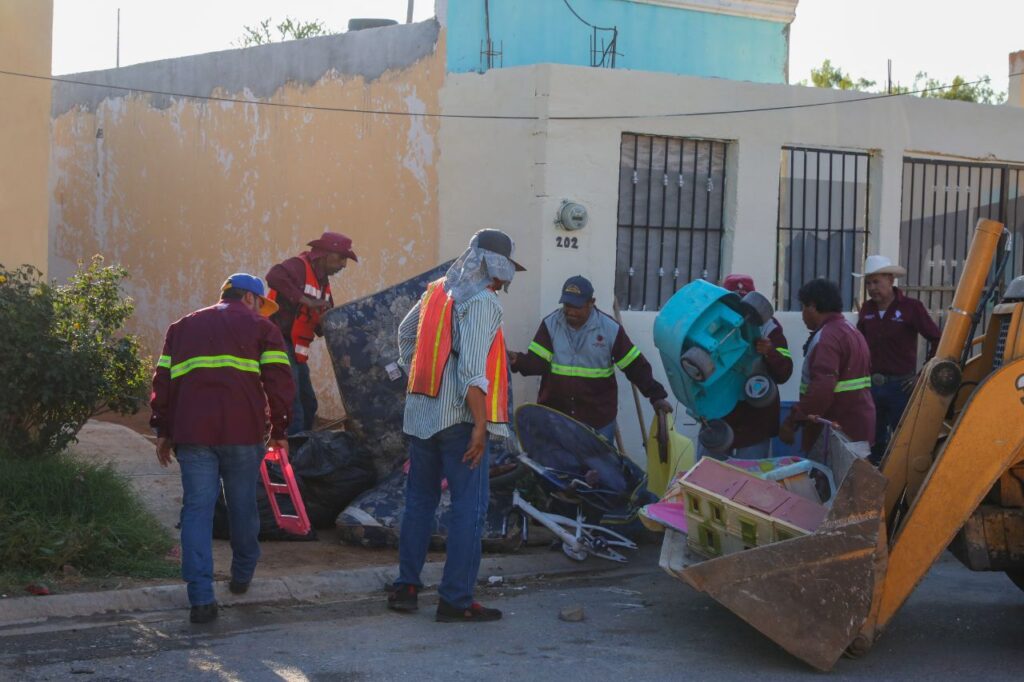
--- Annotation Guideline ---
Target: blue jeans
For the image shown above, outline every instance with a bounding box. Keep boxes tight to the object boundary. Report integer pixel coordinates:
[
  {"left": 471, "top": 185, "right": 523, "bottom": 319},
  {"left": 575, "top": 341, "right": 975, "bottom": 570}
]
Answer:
[
  {"left": 396, "top": 423, "right": 490, "bottom": 608},
  {"left": 176, "top": 444, "right": 264, "bottom": 606},
  {"left": 287, "top": 344, "right": 318, "bottom": 435},
  {"left": 871, "top": 381, "right": 911, "bottom": 463}
]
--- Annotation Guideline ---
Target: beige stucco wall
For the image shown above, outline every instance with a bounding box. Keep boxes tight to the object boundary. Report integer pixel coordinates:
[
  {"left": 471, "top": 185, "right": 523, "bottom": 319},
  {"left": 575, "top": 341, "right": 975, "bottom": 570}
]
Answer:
[
  {"left": 50, "top": 23, "right": 445, "bottom": 419},
  {"left": 440, "top": 64, "right": 1024, "bottom": 456},
  {"left": 0, "top": 0, "right": 52, "bottom": 273}
]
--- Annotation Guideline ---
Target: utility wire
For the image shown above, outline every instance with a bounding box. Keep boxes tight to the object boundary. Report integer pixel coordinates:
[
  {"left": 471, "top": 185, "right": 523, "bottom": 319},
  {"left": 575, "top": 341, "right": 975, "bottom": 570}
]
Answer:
[
  {"left": 561, "top": 0, "right": 616, "bottom": 31},
  {"left": 1, "top": 68, "right": 1021, "bottom": 122}
]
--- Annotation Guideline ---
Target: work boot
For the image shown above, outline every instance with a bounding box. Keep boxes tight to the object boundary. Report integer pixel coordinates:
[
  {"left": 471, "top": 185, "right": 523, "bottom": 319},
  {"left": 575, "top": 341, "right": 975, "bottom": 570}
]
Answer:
[
  {"left": 387, "top": 584, "right": 419, "bottom": 612},
  {"left": 435, "top": 598, "right": 502, "bottom": 623},
  {"left": 228, "top": 580, "right": 250, "bottom": 595},
  {"left": 190, "top": 602, "right": 218, "bottom": 624}
]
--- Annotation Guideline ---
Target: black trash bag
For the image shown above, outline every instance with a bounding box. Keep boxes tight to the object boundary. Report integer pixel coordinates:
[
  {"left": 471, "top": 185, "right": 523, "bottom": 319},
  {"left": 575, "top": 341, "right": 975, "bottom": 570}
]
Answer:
[
  {"left": 213, "top": 431, "right": 376, "bottom": 541},
  {"left": 287, "top": 430, "right": 377, "bottom": 527},
  {"left": 336, "top": 437, "right": 524, "bottom": 553}
]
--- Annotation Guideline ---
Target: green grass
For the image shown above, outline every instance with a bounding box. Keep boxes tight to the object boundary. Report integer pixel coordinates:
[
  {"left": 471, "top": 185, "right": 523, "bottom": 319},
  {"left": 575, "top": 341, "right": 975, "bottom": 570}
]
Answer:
[{"left": 0, "top": 450, "right": 178, "bottom": 594}]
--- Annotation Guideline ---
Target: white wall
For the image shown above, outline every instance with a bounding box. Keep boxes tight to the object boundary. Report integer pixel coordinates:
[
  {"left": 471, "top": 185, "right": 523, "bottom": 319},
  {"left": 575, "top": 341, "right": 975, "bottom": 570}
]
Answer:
[{"left": 440, "top": 64, "right": 1024, "bottom": 462}]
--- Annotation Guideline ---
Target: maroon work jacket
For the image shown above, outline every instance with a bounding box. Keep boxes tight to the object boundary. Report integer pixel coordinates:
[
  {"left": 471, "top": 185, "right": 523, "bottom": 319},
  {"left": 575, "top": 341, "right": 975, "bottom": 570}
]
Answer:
[
  {"left": 789, "top": 313, "right": 875, "bottom": 452},
  {"left": 722, "top": 317, "right": 794, "bottom": 449},
  {"left": 857, "top": 288, "right": 941, "bottom": 376},
  {"left": 150, "top": 300, "right": 295, "bottom": 444}
]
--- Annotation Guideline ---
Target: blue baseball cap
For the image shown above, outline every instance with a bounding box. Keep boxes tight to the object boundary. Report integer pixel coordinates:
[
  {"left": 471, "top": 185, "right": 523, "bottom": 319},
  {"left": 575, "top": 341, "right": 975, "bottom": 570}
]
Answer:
[
  {"left": 559, "top": 275, "right": 594, "bottom": 307},
  {"left": 221, "top": 273, "right": 279, "bottom": 317}
]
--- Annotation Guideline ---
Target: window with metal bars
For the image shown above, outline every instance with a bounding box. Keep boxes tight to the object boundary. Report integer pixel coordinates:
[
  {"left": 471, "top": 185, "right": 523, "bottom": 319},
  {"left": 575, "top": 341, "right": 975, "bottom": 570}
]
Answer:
[
  {"left": 900, "top": 158, "right": 1024, "bottom": 315},
  {"left": 615, "top": 134, "right": 727, "bottom": 311},
  {"left": 776, "top": 147, "right": 871, "bottom": 311}
]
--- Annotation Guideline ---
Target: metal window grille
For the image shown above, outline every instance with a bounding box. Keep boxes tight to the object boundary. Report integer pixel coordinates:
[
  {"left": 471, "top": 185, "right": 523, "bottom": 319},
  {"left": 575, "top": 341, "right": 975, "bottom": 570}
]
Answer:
[
  {"left": 776, "top": 147, "right": 871, "bottom": 311},
  {"left": 615, "top": 134, "right": 727, "bottom": 311},
  {"left": 900, "top": 158, "right": 1024, "bottom": 315}
]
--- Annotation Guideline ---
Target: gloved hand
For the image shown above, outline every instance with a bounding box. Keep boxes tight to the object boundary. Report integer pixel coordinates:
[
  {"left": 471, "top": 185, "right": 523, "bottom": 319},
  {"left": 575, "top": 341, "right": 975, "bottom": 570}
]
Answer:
[{"left": 653, "top": 398, "right": 673, "bottom": 414}]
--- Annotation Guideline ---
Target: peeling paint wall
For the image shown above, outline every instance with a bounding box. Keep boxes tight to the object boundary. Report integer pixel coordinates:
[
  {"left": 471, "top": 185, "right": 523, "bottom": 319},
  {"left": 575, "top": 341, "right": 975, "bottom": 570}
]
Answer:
[
  {"left": 49, "top": 21, "right": 444, "bottom": 419},
  {"left": 1, "top": 0, "right": 52, "bottom": 273}
]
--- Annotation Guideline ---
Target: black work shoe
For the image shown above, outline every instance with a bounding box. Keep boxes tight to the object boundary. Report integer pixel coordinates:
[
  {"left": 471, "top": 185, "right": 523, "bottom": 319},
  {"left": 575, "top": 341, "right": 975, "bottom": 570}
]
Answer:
[
  {"left": 387, "top": 584, "right": 419, "bottom": 612},
  {"left": 228, "top": 580, "right": 249, "bottom": 595},
  {"left": 435, "top": 599, "right": 502, "bottom": 623},
  {"left": 190, "top": 602, "right": 218, "bottom": 624}
]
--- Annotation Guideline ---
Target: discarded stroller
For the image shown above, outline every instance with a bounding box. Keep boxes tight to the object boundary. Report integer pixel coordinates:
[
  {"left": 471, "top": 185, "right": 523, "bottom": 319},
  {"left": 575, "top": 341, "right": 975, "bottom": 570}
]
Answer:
[{"left": 513, "top": 403, "right": 654, "bottom": 563}]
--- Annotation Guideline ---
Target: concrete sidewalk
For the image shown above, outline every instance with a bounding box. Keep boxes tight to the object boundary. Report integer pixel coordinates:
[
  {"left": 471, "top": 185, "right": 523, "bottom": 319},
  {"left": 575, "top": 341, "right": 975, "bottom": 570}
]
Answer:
[{"left": 0, "top": 547, "right": 629, "bottom": 626}]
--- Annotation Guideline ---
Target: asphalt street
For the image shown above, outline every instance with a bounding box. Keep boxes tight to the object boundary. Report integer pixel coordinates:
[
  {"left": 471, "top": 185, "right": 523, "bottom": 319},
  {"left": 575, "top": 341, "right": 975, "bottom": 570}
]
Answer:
[{"left": 2, "top": 550, "right": 1022, "bottom": 681}]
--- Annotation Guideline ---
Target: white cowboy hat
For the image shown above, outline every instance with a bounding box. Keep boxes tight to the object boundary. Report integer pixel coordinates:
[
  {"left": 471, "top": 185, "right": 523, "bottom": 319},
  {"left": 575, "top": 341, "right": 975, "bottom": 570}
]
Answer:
[{"left": 853, "top": 255, "right": 907, "bottom": 278}]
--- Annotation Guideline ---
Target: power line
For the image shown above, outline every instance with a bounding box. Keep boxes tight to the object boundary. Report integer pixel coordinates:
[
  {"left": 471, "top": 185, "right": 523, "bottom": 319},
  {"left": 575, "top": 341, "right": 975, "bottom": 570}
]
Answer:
[
  {"left": 1, "top": 68, "right": 1020, "bottom": 122},
  {"left": 561, "top": 0, "right": 615, "bottom": 32}
]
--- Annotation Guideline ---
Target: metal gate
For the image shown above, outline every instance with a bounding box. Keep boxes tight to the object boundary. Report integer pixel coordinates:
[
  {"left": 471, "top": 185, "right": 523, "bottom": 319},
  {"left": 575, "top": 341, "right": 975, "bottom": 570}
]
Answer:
[
  {"left": 775, "top": 147, "right": 871, "bottom": 311},
  {"left": 614, "top": 134, "right": 727, "bottom": 311},
  {"left": 900, "top": 158, "right": 1024, "bottom": 313}
]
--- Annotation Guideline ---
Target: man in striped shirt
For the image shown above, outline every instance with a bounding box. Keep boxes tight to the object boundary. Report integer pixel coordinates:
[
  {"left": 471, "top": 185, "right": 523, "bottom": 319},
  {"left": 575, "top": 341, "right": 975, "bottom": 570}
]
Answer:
[
  {"left": 150, "top": 273, "right": 294, "bottom": 624},
  {"left": 387, "top": 229, "right": 523, "bottom": 622}
]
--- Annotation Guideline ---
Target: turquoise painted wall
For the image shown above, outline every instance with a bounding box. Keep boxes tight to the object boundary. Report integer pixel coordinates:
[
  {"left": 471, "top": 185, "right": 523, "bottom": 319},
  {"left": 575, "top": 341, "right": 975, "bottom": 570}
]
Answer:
[{"left": 446, "top": 0, "right": 789, "bottom": 83}]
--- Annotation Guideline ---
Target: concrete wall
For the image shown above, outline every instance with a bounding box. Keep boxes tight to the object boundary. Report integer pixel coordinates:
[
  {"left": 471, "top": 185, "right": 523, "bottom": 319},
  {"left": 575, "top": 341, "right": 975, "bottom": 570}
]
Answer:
[
  {"left": 1, "top": 0, "right": 52, "bottom": 274},
  {"left": 439, "top": 64, "right": 1024, "bottom": 458},
  {"left": 444, "top": 0, "right": 793, "bottom": 83},
  {"left": 49, "top": 21, "right": 445, "bottom": 419}
]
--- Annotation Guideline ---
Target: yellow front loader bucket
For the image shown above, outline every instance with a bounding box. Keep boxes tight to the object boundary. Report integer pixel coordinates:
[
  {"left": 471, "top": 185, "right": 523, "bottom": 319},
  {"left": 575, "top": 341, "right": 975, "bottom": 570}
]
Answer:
[
  {"left": 665, "top": 220, "right": 1024, "bottom": 671},
  {"left": 680, "top": 459, "right": 888, "bottom": 671}
]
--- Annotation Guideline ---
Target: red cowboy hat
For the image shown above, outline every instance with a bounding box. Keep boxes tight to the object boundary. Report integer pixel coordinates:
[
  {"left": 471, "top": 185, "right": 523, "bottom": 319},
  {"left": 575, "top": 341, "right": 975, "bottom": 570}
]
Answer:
[{"left": 307, "top": 232, "right": 359, "bottom": 262}]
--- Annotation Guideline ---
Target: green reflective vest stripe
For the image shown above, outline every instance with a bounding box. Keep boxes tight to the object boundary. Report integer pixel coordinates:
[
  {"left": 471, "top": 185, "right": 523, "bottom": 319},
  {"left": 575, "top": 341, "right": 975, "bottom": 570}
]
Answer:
[
  {"left": 776, "top": 347, "right": 792, "bottom": 359},
  {"left": 260, "top": 350, "right": 290, "bottom": 366},
  {"left": 799, "top": 376, "right": 871, "bottom": 395},
  {"left": 615, "top": 345, "right": 642, "bottom": 370},
  {"left": 550, "top": 363, "right": 616, "bottom": 379},
  {"left": 157, "top": 355, "right": 172, "bottom": 369},
  {"left": 528, "top": 341, "right": 553, "bottom": 362},
  {"left": 169, "top": 355, "right": 260, "bottom": 380}
]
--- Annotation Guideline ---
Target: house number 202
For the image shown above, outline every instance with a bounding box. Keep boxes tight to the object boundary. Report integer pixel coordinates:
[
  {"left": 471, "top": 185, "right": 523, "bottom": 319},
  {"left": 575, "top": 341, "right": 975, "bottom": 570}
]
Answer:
[{"left": 556, "top": 236, "right": 579, "bottom": 249}]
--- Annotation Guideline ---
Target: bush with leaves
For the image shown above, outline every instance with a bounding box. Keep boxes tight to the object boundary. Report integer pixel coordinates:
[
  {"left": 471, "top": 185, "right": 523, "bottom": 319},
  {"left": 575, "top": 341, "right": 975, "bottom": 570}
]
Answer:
[{"left": 0, "top": 257, "right": 149, "bottom": 456}]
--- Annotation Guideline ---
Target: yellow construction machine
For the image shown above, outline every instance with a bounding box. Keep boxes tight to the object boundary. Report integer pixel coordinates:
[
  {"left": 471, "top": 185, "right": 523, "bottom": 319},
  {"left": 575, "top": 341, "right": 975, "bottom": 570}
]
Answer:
[{"left": 677, "top": 218, "right": 1024, "bottom": 671}]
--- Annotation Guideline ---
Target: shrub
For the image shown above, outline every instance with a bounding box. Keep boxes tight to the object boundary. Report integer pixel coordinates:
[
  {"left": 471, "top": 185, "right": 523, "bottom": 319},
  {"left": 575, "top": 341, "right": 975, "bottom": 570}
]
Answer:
[
  {"left": 0, "top": 450, "right": 176, "bottom": 577},
  {"left": 0, "top": 257, "right": 150, "bottom": 456}
]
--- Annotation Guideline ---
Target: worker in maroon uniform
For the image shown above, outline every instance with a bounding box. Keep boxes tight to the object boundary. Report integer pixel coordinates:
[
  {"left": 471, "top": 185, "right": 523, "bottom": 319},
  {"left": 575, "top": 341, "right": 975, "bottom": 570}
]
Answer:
[
  {"left": 266, "top": 232, "right": 358, "bottom": 434},
  {"left": 780, "top": 278, "right": 875, "bottom": 455},
  {"left": 151, "top": 273, "right": 294, "bottom": 624},
  {"left": 508, "top": 275, "right": 672, "bottom": 443},
  {"left": 709, "top": 274, "right": 793, "bottom": 459},
  {"left": 855, "top": 255, "right": 941, "bottom": 463}
]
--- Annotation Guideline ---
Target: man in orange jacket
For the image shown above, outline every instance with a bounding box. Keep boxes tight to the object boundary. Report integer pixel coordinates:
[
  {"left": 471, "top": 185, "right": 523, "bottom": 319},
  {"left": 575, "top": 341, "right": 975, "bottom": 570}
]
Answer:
[{"left": 266, "top": 232, "right": 358, "bottom": 434}]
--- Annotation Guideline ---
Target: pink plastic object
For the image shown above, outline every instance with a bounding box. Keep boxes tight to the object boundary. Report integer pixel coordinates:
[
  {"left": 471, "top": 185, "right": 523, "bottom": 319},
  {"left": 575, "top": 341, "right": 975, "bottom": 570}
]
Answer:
[{"left": 260, "top": 446, "right": 311, "bottom": 536}]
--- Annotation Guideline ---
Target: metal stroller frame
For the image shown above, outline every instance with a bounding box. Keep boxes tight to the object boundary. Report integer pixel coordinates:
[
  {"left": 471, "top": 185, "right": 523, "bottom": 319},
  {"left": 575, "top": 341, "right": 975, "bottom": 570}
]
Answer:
[{"left": 510, "top": 404, "right": 652, "bottom": 563}]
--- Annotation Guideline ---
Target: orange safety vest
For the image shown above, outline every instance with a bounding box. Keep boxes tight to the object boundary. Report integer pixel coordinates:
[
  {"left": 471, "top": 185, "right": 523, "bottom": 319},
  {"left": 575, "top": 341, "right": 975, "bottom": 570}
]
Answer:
[
  {"left": 268, "top": 254, "right": 331, "bottom": 364},
  {"left": 407, "top": 278, "right": 509, "bottom": 424}
]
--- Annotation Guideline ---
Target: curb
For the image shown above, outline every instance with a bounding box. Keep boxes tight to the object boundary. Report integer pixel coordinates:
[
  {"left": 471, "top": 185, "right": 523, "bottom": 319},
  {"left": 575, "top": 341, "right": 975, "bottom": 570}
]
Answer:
[{"left": 0, "top": 550, "right": 619, "bottom": 626}]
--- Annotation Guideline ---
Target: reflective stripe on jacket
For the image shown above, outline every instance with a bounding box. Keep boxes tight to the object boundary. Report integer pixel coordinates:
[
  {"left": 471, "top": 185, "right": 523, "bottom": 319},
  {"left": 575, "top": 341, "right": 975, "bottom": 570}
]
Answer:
[
  {"left": 149, "top": 300, "right": 295, "bottom": 444},
  {"left": 512, "top": 308, "right": 667, "bottom": 429}
]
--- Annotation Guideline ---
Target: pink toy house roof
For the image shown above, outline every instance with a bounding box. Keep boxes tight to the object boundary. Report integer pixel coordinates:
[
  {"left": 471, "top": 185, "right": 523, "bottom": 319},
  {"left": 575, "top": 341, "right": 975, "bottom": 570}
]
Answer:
[{"left": 683, "top": 458, "right": 826, "bottom": 532}]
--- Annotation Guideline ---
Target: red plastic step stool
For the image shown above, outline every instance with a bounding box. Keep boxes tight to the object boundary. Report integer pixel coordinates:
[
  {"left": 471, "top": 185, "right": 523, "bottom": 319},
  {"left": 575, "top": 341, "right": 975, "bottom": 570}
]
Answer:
[{"left": 260, "top": 445, "right": 311, "bottom": 536}]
